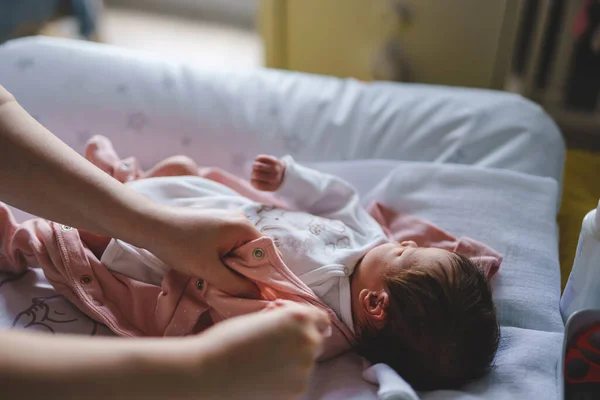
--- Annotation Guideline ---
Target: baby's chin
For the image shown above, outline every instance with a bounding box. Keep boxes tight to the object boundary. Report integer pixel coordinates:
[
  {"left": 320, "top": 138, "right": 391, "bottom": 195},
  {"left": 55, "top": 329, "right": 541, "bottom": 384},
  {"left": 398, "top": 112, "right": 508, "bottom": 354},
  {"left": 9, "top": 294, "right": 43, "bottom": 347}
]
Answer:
[
  {"left": 351, "top": 312, "right": 368, "bottom": 337},
  {"left": 348, "top": 273, "right": 363, "bottom": 333}
]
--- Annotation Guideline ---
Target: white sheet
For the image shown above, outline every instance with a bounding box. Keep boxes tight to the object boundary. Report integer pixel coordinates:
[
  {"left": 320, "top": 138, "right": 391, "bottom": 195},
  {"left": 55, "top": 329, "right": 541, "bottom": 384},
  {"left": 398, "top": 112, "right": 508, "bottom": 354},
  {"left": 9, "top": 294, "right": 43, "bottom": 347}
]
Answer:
[{"left": 0, "top": 37, "right": 566, "bottom": 400}]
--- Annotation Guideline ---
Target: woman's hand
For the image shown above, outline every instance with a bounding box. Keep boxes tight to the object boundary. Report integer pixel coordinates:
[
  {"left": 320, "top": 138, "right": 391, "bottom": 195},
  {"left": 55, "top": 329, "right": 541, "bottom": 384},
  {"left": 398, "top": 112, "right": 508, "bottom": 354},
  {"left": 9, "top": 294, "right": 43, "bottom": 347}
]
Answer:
[
  {"left": 251, "top": 155, "right": 285, "bottom": 191},
  {"left": 148, "top": 207, "right": 263, "bottom": 298},
  {"left": 0, "top": 303, "right": 330, "bottom": 400},
  {"left": 185, "top": 303, "right": 331, "bottom": 399}
]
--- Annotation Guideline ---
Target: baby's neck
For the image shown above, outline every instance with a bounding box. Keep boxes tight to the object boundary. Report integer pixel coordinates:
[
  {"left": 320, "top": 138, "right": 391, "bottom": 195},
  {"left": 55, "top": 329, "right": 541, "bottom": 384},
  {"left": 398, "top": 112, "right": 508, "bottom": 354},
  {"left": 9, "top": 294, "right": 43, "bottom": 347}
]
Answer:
[{"left": 349, "top": 259, "right": 362, "bottom": 333}]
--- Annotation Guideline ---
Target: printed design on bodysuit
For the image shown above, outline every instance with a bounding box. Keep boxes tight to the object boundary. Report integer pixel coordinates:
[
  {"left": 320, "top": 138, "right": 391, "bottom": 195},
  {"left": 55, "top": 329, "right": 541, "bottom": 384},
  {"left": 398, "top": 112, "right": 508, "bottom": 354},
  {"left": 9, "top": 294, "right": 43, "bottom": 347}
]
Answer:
[
  {"left": 248, "top": 205, "right": 351, "bottom": 254},
  {"left": 336, "top": 237, "right": 351, "bottom": 249},
  {"left": 325, "top": 243, "right": 336, "bottom": 253},
  {"left": 254, "top": 205, "right": 283, "bottom": 226},
  {"left": 309, "top": 222, "right": 324, "bottom": 235},
  {"left": 329, "top": 220, "right": 347, "bottom": 233}
]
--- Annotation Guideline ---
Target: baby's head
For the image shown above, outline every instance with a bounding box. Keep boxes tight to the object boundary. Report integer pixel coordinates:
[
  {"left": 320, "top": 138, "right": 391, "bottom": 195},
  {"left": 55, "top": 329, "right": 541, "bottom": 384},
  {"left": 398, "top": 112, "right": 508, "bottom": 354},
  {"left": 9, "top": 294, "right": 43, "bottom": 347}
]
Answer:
[{"left": 351, "top": 241, "right": 499, "bottom": 391}]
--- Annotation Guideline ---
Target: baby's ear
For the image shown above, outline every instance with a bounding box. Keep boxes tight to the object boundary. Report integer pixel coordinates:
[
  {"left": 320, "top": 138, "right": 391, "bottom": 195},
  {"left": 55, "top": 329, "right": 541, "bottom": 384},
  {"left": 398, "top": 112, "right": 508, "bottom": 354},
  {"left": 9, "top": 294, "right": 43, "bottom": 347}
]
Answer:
[{"left": 361, "top": 290, "right": 389, "bottom": 330}]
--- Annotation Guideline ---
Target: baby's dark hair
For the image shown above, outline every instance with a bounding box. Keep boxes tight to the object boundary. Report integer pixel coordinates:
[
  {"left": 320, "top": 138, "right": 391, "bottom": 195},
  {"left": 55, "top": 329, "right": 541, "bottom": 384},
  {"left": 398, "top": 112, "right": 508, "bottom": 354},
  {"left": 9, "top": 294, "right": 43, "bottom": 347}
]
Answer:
[{"left": 356, "top": 252, "right": 499, "bottom": 391}]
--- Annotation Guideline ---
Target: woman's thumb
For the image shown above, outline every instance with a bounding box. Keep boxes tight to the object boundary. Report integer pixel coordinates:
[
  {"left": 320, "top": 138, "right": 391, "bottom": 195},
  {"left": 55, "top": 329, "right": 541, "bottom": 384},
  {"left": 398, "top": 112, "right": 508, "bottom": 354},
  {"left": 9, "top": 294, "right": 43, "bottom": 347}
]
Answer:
[{"left": 203, "top": 259, "right": 261, "bottom": 299}]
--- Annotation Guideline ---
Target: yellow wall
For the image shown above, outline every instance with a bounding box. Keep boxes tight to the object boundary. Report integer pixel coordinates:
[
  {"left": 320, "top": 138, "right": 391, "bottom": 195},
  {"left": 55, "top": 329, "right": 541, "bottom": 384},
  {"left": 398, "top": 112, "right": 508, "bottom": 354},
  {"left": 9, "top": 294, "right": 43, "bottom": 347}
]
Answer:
[{"left": 260, "top": 0, "right": 521, "bottom": 89}]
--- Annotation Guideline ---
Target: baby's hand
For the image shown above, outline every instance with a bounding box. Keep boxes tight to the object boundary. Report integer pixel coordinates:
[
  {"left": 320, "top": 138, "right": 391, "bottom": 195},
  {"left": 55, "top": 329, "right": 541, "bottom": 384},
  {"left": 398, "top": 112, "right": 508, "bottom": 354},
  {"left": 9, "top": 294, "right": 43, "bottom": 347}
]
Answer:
[{"left": 251, "top": 155, "right": 285, "bottom": 191}]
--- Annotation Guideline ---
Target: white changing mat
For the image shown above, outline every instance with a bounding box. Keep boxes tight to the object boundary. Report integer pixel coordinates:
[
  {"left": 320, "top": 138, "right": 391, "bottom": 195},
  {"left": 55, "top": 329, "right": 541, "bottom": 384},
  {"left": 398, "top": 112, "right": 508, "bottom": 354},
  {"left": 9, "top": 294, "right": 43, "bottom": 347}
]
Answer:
[
  {"left": 0, "top": 37, "right": 564, "bottom": 183},
  {"left": 0, "top": 37, "right": 565, "bottom": 400}
]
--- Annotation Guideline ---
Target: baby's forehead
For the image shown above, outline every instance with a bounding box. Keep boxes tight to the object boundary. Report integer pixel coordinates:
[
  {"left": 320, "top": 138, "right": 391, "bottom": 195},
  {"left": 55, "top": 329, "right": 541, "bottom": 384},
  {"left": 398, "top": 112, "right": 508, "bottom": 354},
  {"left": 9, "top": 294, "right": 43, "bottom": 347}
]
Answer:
[
  {"left": 409, "top": 247, "right": 455, "bottom": 270},
  {"left": 412, "top": 247, "right": 452, "bottom": 259}
]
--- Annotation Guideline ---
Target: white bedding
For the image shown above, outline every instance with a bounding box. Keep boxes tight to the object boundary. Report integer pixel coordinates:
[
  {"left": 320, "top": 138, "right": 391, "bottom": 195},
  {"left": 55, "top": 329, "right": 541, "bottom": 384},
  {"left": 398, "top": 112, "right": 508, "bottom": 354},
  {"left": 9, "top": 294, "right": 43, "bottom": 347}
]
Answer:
[{"left": 0, "top": 37, "right": 566, "bottom": 400}]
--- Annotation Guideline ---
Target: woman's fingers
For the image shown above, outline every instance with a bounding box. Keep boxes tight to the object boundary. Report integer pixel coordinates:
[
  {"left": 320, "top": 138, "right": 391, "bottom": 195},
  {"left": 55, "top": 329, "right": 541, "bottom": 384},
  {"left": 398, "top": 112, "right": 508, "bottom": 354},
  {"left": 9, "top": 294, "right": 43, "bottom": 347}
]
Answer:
[
  {"left": 200, "top": 256, "right": 261, "bottom": 298},
  {"left": 156, "top": 208, "right": 263, "bottom": 299},
  {"left": 195, "top": 303, "right": 331, "bottom": 399},
  {"left": 288, "top": 304, "right": 332, "bottom": 338}
]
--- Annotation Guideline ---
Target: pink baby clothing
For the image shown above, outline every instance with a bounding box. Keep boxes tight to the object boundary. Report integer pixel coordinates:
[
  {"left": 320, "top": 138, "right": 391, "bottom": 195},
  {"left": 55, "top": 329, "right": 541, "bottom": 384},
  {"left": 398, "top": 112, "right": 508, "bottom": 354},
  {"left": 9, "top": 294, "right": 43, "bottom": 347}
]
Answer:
[{"left": 0, "top": 204, "right": 356, "bottom": 361}]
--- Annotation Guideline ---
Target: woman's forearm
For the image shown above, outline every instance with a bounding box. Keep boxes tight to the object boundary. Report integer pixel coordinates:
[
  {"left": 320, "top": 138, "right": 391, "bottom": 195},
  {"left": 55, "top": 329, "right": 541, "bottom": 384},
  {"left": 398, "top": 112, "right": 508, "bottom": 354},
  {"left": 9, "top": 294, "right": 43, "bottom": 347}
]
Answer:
[
  {"left": 0, "top": 303, "right": 331, "bottom": 400},
  {"left": 0, "top": 87, "right": 168, "bottom": 251},
  {"left": 0, "top": 86, "right": 261, "bottom": 295},
  {"left": 0, "top": 329, "right": 207, "bottom": 400}
]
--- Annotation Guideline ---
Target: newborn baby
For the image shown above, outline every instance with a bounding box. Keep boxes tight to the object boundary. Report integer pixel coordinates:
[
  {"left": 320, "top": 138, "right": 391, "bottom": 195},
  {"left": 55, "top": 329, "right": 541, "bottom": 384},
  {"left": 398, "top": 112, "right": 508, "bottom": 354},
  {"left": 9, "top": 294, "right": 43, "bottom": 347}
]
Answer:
[
  {"left": 96, "top": 150, "right": 500, "bottom": 391},
  {"left": 251, "top": 155, "right": 500, "bottom": 390}
]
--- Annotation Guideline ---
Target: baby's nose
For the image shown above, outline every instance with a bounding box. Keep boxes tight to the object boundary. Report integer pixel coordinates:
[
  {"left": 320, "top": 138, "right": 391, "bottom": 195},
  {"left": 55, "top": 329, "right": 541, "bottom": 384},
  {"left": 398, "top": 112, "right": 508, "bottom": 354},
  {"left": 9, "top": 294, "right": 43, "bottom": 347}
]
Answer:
[{"left": 400, "top": 240, "right": 417, "bottom": 248}]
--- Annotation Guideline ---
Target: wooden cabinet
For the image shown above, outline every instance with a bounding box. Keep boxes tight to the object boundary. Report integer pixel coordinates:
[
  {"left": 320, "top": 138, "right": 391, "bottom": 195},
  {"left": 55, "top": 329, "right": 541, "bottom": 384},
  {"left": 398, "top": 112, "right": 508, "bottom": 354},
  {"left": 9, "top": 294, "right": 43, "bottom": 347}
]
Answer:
[
  {"left": 509, "top": 0, "right": 600, "bottom": 138},
  {"left": 260, "top": 0, "right": 521, "bottom": 89}
]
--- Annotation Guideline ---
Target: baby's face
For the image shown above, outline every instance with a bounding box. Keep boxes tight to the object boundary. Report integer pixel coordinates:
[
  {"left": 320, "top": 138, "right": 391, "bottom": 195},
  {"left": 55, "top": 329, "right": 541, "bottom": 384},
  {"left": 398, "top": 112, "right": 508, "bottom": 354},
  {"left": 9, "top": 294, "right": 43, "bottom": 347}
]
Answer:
[
  {"left": 350, "top": 241, "right": 454, "bottom": 331},
  {"left": 356, "top": 241, "right": 453, "bottom": 288}
]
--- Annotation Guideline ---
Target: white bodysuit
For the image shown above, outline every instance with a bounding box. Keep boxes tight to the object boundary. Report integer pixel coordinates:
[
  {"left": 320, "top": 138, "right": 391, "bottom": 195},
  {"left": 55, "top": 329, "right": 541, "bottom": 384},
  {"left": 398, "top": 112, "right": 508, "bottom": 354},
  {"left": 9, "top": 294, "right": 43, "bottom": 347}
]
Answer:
[{"left": 101, "top": 156, "right": 389, "bottom": 332}]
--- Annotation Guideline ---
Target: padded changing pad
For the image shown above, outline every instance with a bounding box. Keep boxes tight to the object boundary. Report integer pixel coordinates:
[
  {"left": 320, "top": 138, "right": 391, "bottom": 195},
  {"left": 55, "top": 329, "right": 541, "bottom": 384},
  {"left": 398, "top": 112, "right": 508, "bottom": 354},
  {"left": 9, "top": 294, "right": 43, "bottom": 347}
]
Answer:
[{"left": 0, "top": 37, "right": 566, "bottom": 400}]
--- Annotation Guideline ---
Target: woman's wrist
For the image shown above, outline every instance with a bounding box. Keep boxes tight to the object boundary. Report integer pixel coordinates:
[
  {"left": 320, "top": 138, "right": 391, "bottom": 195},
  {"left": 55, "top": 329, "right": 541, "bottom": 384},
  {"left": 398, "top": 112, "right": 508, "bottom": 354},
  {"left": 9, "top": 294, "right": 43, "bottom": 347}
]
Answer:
[
  {"left": 112, "top": 201, "right": 200, "bottom": 277},
  {"left": 136, "top": 336, "right": 228, "bottom": 400},
  {"left": 0, "top": 330, "right": 212, "bottom": 400},
  {"left": 90, "top": 336, "right": 216, "bottom": 399},
  {"left": 99, "top": 195, "right": 172, "bottom": 252},
  {"left": 125, "top": 337, "right": 214, "bottom": 398}
]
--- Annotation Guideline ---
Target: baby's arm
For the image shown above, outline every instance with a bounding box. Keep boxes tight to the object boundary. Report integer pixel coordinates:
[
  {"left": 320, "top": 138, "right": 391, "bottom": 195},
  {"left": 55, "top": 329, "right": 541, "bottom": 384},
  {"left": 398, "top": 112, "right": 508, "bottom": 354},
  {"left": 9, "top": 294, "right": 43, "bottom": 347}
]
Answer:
[
  {"left": 251, "top": 155, "right": 369, "bottom": 230},
  {"left": 142, "top": 155, "right": 199, "bottom": 178}
]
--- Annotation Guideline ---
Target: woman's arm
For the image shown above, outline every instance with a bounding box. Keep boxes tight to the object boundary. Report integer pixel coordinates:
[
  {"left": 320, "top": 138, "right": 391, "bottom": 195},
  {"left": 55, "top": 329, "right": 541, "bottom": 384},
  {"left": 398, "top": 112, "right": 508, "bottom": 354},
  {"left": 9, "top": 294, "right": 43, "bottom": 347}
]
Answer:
[
  {"left": 0, "top": 87, "right": 158, "bottom": 243},
  {"left": 0, "top": 86, "right": 331, "bottom": 399},
  {"left": 0, "top": 302, "right": 330, "bottom": 400},
  {"left": 0, "top": 85, "right": 258, "bottom": 297}
]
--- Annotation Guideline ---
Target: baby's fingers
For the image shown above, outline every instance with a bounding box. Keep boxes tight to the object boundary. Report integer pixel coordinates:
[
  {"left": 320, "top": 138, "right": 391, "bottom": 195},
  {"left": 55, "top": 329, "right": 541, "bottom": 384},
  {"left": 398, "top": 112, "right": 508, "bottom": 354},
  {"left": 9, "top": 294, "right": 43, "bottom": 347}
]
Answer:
[
  {"left": 255, "top": 154, "right": 280, "bottom": 165},
  {"left": 252, "top": 169, "right": 278, "bottom": 182},
  {"left": 253, "top": 161, "right": 278, "bottom": 174},
  {"left": 251, "top": 179, "right": 278, "bottom": 192}
]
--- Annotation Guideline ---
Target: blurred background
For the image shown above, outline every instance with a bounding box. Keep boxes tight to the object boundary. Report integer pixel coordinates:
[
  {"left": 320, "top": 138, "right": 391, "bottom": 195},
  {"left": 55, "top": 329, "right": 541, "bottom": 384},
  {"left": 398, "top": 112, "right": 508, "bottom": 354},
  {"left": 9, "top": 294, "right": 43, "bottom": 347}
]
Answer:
[
  {"left": 1, "top": 0, "right": 599, "bottom": 283},
  {"left": 1, "top": 0, "right": 599, "bottom": 149},
  {"left": 0, "top": 0, "right": 263, "bottom": 69}
]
